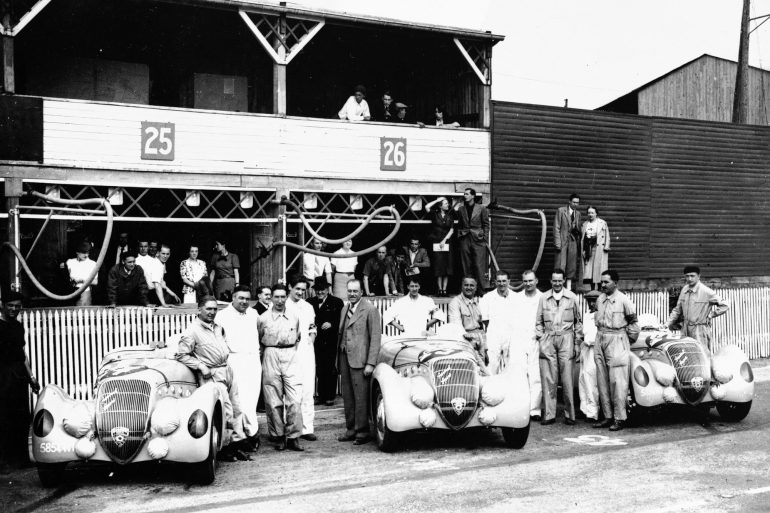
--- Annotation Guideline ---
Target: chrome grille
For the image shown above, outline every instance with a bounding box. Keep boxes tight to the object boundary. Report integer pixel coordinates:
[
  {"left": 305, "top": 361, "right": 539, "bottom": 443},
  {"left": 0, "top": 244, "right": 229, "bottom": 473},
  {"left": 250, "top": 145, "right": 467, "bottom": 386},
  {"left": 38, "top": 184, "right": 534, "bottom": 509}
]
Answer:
[
  {"left": 429, "top": 358, "right": 479, "bottom": 430},
  {"left": 665, "top": 341, "right": 710, "bottom": 405},
  {"left": 95, "top": 379, "right": 151, "bottom": 463}
]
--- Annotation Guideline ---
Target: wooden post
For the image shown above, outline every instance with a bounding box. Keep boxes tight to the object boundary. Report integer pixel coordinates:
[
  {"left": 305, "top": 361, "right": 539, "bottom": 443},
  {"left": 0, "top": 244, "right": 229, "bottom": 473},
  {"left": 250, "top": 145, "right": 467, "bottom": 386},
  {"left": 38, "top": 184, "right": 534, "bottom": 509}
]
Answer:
[
  {"left": 273, "top": 13, "right": 287, "bottom": 116},
  {"left": 4, "top": 176, "right": 22, "bottom": 293},
  {"left": 732, "top": 0, "right": 750, "bottom": 124},
  {"left": 2, "top": 12, "right": 13, "bottom": 94}
]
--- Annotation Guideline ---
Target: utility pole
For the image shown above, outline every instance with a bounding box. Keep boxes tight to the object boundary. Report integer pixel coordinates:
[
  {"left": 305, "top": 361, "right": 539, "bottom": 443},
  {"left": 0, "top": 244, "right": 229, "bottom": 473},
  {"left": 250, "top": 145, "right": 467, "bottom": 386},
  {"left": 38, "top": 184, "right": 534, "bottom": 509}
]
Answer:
[{"left": 732, "top": 0, "right": 750, "bottom": 123}]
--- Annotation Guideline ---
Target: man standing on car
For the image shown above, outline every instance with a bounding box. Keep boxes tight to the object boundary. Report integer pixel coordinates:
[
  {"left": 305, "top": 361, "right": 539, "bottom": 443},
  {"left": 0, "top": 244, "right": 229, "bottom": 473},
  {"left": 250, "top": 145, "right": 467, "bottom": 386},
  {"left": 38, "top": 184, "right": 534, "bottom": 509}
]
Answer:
[
  {"left": 337, "top": 279, "right": 381, "bottom": 445},
  {"left": 666, "top": 265, "right": 729, "bottom": 351},
  {"left": 176, "top": 296, "right": 249, "bottom": 461},
  {"left": 535, "top": 268, "right": 582, "bottom": 426},
  {"left": 215, "top": 285, "right": 261, "bottom": 452},
  {"left": 258, "top": 284, "right": 305, "bottom": 452},
  {"left": 592, "top": 270, "right": 639, "bottom": 431}
]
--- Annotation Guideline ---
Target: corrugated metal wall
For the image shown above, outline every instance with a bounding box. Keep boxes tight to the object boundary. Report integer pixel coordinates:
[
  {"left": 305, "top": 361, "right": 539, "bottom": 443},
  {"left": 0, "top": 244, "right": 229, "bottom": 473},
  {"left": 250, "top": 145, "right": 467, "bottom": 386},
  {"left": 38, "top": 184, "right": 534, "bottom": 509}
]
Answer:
[{"left": 491, "top": 101, "right": 770, "bottom": 282}]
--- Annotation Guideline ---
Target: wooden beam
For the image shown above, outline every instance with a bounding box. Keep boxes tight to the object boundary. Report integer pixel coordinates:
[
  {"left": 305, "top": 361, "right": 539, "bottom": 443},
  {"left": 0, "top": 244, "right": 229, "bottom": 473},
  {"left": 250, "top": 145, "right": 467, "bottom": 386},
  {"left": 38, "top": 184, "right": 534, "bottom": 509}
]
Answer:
[
  {"left": 239, "top": 10, "right": 282, "bottom": 64},
  {"left": 2, "top": 34, "right": 13, "bottom": 93},
  {"left": 453, "top": 37, "right": 488, "bottom": 85},
  {"left": 284, "top": 20, "right": 324, "bottom": 65},
  {"left": 11, "top": 0, "right": 54, "bottom": 36}
]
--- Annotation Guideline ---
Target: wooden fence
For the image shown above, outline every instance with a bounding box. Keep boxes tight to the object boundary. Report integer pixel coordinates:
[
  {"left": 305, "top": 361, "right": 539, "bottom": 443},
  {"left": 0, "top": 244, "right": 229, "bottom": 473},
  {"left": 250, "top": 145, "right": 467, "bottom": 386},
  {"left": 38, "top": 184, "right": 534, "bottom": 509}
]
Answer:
[{"left": 20, "top": 288, "right": 770, "bottom": 402}]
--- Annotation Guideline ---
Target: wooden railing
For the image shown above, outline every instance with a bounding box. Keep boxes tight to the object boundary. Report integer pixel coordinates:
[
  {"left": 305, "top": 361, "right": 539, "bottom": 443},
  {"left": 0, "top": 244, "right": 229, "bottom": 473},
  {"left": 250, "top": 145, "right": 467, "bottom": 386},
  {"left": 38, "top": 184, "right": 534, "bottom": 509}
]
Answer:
[{"left": 20, "top": 288, "right": 770, "bottom": 402}]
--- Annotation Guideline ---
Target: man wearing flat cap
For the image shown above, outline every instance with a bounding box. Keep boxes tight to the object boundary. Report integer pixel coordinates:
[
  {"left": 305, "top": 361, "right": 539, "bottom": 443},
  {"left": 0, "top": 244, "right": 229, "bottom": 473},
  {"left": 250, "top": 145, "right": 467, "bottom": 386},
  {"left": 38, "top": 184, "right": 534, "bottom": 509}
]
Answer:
[
  {"left": 667, "top": 265, "right": 729, "bottom": 351},
  {"left": 393, "top": 102, "right": 410, "bottom": 123},
  {"left": 307, "top": 276, "right": 344, "bottom": 406}
]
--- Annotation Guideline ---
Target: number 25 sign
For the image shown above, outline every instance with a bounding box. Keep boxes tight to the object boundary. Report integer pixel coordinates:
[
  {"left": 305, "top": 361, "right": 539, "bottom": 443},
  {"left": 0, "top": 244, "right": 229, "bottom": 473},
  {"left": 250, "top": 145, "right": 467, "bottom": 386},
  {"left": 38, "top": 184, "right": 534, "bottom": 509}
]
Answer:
[
  {"left": 141, "top": 121, "right": 175, "bottom": 161},
  {"left": 380, "top": 137, "right": 407, "bottom": 171}
]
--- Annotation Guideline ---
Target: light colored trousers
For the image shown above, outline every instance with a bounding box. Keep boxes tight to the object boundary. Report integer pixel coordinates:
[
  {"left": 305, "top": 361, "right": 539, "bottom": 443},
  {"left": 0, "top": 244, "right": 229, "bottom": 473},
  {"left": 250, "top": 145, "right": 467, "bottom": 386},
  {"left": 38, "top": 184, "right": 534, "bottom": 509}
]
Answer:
[
  {"left": 594, "top": 331, "right": 630, "bottom": 421},
  {"left": 298, "top": 339, "right": 316, "bottom": 435},
  {"left": 210, "top": 365, "right": 245, "bottom": 444},
  {"left": 486, "top": 327, "right": 512, "bottom": 375},
  {"left": 507, "top": 338, "right": 542, "bottom": 416},
  {"left": 539, "top": 333, "right": 576, "bottom": 421},
  {"left": 578, "top": 343, "right": 599, "bottom": 419},
  {"left": 229, "top": 352, "right": 261, "bottom": 437},
  {"left": 262, "top": 346, "right": 303, "bottom": 439}
]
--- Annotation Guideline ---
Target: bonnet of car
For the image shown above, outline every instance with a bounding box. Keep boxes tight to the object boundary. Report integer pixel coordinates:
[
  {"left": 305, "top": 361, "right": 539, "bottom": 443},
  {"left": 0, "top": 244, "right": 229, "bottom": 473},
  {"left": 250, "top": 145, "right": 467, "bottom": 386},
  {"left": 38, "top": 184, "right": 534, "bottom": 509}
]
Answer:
[{"left": 659, "top": 338, "right": 711, "bottom": 405}]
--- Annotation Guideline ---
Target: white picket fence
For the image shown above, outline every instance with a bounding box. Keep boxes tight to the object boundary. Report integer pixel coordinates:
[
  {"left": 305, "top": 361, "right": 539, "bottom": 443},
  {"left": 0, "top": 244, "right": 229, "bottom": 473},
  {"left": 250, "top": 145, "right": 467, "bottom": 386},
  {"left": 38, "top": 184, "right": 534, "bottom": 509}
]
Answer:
[{"left": 19, "top": 288, "right": 770, "bottom": 402}]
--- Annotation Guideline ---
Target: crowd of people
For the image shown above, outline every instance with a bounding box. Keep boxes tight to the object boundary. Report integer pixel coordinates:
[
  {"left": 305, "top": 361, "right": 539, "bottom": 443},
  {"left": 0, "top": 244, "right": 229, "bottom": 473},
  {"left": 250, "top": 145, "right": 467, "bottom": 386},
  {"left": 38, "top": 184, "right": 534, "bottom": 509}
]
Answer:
[{"left": 337, "top": 85, "right": 461, "bottom": 128}]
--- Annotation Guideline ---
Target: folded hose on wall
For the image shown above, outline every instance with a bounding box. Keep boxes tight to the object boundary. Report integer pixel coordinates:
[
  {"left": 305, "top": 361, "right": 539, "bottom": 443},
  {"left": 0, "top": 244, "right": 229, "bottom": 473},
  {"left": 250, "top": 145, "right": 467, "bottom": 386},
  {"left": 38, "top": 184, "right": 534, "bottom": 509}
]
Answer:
[{"left": 2, "top": 190, "right": 114, "bottom": 301}]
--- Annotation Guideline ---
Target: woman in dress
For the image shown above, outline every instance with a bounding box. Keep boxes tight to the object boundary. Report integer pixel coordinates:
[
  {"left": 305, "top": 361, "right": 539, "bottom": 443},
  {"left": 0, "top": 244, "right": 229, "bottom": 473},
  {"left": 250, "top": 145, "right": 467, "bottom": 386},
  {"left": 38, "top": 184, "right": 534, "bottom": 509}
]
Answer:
[
  {"left": 330, "top": 239, "right": 357, "bottom": 299},
  {"left": 180, "top": 244, "right": 208, "bottom": 304},
  {"left": 581, "top": 206, "right": 610, "bottom": 290},
  {"left": 209, "top": 239, "right": 240, "bottom": 301},
  {"left": 424, "top": 197, "right": 454, "bottom": 296}
]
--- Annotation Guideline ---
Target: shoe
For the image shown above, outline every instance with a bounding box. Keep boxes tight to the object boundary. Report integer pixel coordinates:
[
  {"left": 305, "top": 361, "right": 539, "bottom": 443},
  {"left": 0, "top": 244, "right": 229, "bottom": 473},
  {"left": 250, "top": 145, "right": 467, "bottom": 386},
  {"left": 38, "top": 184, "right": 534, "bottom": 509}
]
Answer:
[
  {"left": 245, "top": 435, "right": 260, "bottom": 452},
  {"left": 314, "top": 398, "right": 323, "bottom": 406},
  {"left": 540, "top": 418, "right": 555, "bottom": 425},
  {"left": 218, "top": 447, "right": 237, "bottom": 461},
  {"left": 268, "top": 435, "right": 281, "bottom": 443},
  {"left": 338, "top": 433, "right": 356, "bottom": 442},
  {"left": 564, "top": 418, "right": 576, "bottom": 426},
  {"left": 287, "top": 438, "right": 305, "bottom": 452},
  {"left": 274, "top": 437, "right": 286, "bottom": 451},
  {"left": 608, "top": 420, "right": 625, "bottom": 432},
  {"left": 592, "top": 419, "right": 613, "bottom": 429},
  {"left": 233, "top": 448, "right": 252, "bottom": 461},
  {"left": 585, "top": 417, "right": 598, "bottom": 423},
  {"left": 300, "top": 433, "right": 317, "bottom": 441},
  {"left": 353, "top": 436, "right": 372, "bottom": 445},
  {"left": 530, "top": 415, "right": 541, "bottom": 422},
  {"left": 324, "top": 400, "right": 335, "bottom": 406}
]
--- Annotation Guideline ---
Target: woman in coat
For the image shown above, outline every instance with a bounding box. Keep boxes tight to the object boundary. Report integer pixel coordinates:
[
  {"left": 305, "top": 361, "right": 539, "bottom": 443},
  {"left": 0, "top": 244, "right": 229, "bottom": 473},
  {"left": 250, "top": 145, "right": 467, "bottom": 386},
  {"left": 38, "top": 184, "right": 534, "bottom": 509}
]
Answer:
[{"left": 581, "top": 206, "right": 610, "bottom": 290}]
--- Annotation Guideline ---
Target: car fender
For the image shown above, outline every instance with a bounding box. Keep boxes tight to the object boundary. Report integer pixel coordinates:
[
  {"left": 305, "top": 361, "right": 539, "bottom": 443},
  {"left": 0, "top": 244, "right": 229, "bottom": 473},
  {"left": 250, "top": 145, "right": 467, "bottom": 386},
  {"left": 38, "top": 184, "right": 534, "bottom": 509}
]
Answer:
[
  {"left": 31, "top": 385, "right": 88, "bottom": 463},
  {"left": 161, "top": 382, "right": 226, "bottom": 463},
  {"left": 484, "top": 366, "right": 530, "bottom": 429},
  {"left": 711, "top": 346, "right": 754, "bottom": 404},
  {"left": 629, "top": 355, "right": 669, "bottom": 407},
  {"left": 372, "top": 363, "right": 427, "bottom": 432}
]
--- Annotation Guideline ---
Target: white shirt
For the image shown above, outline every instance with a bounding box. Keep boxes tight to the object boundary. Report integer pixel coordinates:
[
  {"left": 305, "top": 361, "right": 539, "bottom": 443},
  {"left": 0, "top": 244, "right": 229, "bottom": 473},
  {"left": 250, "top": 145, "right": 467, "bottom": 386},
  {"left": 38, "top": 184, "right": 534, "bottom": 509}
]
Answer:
[
  {"left": 337, "top": 96, "right": 371, "bottom": 121},
  {"left": 331, "top": 248, "right": 357, "bottom": 273},
  {"left": 583, "top": 311, "right": 597, "bottom": 346},
  {"left": 215, "top": 304, "right": 260, "bottom": 354},
  {"left": 513, "top": 289, "right": 543, "bottom": 343},
  {"left": 286, "top": 298, "right": 317, "bottom": 343},
  {"left": 137, "top": 255, "right": 163, "bottom": 287},
  {"left": 66, "top": 258, "right": 98, "bottom": 286},
  {"left": 480, "top": 289, "right": 519, "bottom": 331},
  {"left": 384, "top": 294, "right": 446, "bottom": 335},
  {"left": 302, "top": 253, "right": 332, "bottom": 281}
]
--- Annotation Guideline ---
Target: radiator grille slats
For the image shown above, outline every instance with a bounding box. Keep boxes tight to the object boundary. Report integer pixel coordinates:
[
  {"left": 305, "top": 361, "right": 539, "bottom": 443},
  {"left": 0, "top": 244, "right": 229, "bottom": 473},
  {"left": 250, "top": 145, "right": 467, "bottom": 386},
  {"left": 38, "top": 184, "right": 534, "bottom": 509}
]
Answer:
[
  {"left": 665, "top": 342, "right": 711, "bottom": 405},
  {"left": 95, "top": 379, "right": 151, "bottom": 463},
  {"left": 429, "top": 358, "right": 479, "bottom": 430}
]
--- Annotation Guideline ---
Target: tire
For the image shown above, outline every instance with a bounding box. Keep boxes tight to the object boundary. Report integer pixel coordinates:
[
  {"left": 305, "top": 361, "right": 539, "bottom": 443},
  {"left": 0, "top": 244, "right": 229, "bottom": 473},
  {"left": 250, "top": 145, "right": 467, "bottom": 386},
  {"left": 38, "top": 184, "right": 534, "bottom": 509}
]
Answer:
[
  {"left": 501, "top": 423, "right": 530, "bottom": 449},
  {"left": 716, "top": 401, "right": 752, "bottom": 422},
  {"left": 190, "top": 420, "right": 219, "bottom": 485},
  {"left": 374, "top": 388, "right": 399, "bottom": 453},
  {"left": 37, "top": 462, "right": 66, "bottom": 488}
]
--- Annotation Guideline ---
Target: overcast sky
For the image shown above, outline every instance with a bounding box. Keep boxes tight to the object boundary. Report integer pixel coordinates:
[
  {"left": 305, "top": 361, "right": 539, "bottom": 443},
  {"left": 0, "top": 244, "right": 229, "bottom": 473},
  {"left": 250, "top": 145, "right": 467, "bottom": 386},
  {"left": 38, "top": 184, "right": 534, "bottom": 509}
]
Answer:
[{"left": 289, "top": 0, "right": 770, "bottom": 109}]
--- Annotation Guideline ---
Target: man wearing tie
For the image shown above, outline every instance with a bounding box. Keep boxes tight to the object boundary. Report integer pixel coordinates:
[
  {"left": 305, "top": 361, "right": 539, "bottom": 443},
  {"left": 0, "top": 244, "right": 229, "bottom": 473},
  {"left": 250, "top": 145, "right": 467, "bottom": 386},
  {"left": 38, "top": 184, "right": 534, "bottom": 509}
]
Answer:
[
  {"left": 337, "top": 279, "right": 381, "bottom": 445},
  {"left": 553, "top": 193, "right": 582, "bottom": 291}
]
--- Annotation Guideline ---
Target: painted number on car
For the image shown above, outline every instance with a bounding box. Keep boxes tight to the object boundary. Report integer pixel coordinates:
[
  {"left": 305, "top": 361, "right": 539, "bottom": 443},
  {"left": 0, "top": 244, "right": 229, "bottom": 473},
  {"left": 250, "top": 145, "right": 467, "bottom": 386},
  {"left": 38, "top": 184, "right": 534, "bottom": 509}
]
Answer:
[
  {"left": 564, "top": 435, "right": 627, "bottom": 446},
  {"left": 141, "top": 121, "right": 175, "bottom": 161},
  {"left": 39, "top": 442, "right": 75, "bottom": 453},
  {"left": 380, "top": 137, "right": 406, "bottom": 171}
]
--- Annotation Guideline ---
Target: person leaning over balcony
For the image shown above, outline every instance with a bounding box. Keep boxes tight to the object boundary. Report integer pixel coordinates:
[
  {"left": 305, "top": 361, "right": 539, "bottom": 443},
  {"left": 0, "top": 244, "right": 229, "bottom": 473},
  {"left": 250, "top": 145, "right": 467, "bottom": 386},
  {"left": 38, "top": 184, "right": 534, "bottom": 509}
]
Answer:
[
  {"left": 176, "top": 296, "right": 249, "bottom": 461},
  {"left": 592, "top": 270, "right": 639, "bottom": 432},
  {"left": 417, "top": 105, "right": 461, "bottom": 128},
  {"left": 210, "top": 239, "right": 240, "bottom": 302},
  {"left": 372, "top": 91, "right": 395, "bottom": 122},
  {"left": 535, "top": 268, "right": 582, "bottom": 426},
  {"left": 152, "top": 245, "right": 181, "bottom": 307},
  {"left": 337, "top": 85, "right": 371, "bottom": 121},
  {"left": 107, "top": 251, "right": 149, "bottom": 307},
  {"left": 362, "top": 246, "right": 393, "bottom": 297},
  {"left": 66, "top": 241, "right": 98, "bottom": 306},
  {"left": 180, "top": 244, "right": 209, "bottom": 304},
  {"left": 0, "top": 291, "right": 40, "bottom": 472},
  {"left": 666, "top": 265, "right": 729, "bottom": 351}
]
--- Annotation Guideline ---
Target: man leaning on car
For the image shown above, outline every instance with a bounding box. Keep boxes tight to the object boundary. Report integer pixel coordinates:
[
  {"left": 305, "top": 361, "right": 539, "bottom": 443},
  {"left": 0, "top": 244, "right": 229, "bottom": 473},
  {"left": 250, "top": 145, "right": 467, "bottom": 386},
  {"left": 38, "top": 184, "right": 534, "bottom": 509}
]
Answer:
[{"left": 176, "top": 296, "right": 250, "bottom": 461}]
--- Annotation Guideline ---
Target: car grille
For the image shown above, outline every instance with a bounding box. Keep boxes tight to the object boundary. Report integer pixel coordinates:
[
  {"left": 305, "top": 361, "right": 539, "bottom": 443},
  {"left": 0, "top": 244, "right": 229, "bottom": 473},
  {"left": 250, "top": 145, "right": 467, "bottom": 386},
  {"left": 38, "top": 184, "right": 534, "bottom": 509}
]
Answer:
[
  {"left": 95, "top": 379, "right": 151, "bottom": 463},
  {"left": 665, "top": 341, "right": 710, "bottom": 405},
  {"left": 429, "top": 358, "right": 479, "bottom": 430}
]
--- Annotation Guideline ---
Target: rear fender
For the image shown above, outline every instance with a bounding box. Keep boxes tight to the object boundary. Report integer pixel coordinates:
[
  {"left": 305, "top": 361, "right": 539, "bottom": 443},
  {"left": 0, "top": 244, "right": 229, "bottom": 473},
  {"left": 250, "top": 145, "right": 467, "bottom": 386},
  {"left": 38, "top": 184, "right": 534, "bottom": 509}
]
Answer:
[{"left": 31, "top": 385, "right": 88, "bottom": 463}]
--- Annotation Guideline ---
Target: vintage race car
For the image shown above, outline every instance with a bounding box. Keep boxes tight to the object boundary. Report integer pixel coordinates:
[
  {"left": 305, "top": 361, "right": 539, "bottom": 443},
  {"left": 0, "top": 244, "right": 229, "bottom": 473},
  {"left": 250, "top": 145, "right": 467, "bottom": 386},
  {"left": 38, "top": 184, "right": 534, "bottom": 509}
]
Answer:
[
  {"left": 31, "top": 343, "right": 227, "bottom": 487},
  {"left": 628, "top": 326, "right": 754, "bottom": 422},
  {"left": 371, "top": 330, "right": 530, "bottom": 452}
]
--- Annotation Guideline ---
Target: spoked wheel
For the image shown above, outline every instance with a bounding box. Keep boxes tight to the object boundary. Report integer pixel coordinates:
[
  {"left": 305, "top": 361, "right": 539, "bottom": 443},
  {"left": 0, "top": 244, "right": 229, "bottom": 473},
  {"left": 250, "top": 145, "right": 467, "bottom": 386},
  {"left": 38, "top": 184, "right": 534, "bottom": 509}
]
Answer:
[
  {"left": 716, "top": 401, "right": 752, "bottom": 422},
  {"left": 374, "top": 388, "right": 399, "bottom": 452},
  {"left": 501, "top": 423, "right": 530, "bottom": 449}
]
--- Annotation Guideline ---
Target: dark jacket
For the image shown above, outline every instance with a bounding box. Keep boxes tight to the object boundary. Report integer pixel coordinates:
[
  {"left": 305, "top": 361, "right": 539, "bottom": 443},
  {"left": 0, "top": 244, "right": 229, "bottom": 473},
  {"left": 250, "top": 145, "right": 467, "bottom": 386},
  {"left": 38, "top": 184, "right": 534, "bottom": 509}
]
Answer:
[
  {"left": 457, "top": 202, "right": 490, "bottom": 243},
  {"left": 307, "top": 294, "right": 344, "bottom": 346},
  {"left": 107, "top": 264, "right": 149, "bottom": 306}
]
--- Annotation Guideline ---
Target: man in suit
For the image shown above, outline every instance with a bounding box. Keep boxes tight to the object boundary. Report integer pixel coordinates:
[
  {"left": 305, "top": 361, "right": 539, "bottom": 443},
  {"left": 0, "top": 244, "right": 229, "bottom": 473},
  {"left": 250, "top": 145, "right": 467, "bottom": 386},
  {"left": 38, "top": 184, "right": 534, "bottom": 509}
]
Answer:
[
  {"left": 553, "top": 193, "right": 582, "bottom": 291},
  {"left": 456, "top": 188, "right": 490, "bottom": 292},
  {"left": 337, "top": 279, "right": 382, "bottom": 445},
  {"left": 307, "top": 276, "right": 344, "bottom": 406},
  {"left": 400, "top": 236, "right": 431, "bottom": 292}
]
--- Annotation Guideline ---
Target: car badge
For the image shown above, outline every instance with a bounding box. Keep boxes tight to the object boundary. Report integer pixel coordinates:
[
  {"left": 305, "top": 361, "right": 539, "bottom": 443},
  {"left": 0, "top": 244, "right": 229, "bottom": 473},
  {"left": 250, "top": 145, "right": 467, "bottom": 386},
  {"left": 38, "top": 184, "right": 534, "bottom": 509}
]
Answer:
[
  {"left": 111, "top": 426, "right": 130, "bottom": 448},
  {"left": 450, "top": 397, "right": 466, "bottom": 415},
  {"left": 691, "top": 376, "right": 704, "bottom": 392}
]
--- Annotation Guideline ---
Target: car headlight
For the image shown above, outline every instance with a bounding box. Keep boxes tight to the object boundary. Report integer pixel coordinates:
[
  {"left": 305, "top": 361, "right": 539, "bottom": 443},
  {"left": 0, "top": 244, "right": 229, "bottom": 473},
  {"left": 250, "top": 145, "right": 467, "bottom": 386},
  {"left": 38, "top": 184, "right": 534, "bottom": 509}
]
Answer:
[
  {"left": 410, "top": 378, "right": 434, "bottom": 409},
  {"left": 662, "top": 386, "right": 678, "bottom": 403},
  {"left": 710, "top": 384, "right": 726, "bottom": 400},
  {"left": 478, "top": 406, "right": 497, "bottom": 426},
  {"left": 633, "top": 366, "right": 650, "bottom": 387},
  {"left": 147, "top": 437, "right": 170, "bottom": 459},
  {"left": 151, "top": 398, "right": 180, "bottom": 436},
  {"left": 740, "top": 362, "right": 754, "bottom": 383},
  {"left": 187, "top": 409, "right": 209, "bottom": 439},
  {"left": 63, "top": 402, "right": 93, "bottom": 438},
  {"left": 418, "top": 408, "right": 437, "bottom": 428},
  {"left": 480, "top": 376, "right": 505, "bottom": 406},
  {"left": 33, "top": 409, "right": 54, "bottom": 438},
  {"left": 75, "top": 436, "right": 97, "bottom": 459}
]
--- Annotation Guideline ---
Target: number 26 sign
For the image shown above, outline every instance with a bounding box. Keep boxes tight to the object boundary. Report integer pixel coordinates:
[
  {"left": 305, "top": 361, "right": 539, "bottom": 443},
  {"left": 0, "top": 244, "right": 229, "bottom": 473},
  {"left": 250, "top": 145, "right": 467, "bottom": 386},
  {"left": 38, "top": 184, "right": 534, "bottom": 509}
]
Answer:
[
  {"left": 380, "top": 137, "right": 407, "bottom": 171},
  {"left": 141, "top": 121, "right": 175, "bottom": 161}
]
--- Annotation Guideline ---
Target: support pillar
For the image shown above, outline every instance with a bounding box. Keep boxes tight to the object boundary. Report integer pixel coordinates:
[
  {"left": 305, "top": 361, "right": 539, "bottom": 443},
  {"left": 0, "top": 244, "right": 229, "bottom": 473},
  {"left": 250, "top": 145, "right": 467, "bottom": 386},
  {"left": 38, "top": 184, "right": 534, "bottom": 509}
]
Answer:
[
  {"left": 4, "top": 176, "right": 22, "bottom": 293},
  {"left": 2, "top": 13, "right": 14, "bottom": 93},
  {"left": 273, "top": 63, "right": 286, "bottom": 116}
]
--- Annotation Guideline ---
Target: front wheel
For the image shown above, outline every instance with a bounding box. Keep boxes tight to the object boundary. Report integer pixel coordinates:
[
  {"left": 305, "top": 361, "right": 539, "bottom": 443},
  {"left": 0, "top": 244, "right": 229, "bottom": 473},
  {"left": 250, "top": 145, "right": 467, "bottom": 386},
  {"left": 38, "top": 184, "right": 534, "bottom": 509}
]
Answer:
[
  {"left": 190, "top": 421, "right": 219, "bottom": 485},
  {"left": 501, "top": 423, "right": 530, "bottom": 449},
  {"left": 716, "top": 401, "right": 752, "bottom": 422},
  {"left": 37, "top": 462, "right": 67, "bottom": 488},
  {"left": 374, "top": 388, "right": 399, "bottom": 452}
]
